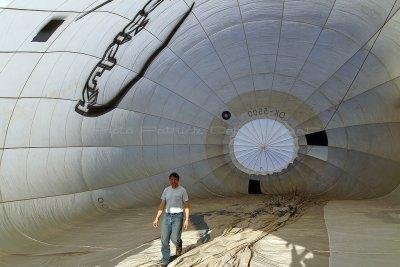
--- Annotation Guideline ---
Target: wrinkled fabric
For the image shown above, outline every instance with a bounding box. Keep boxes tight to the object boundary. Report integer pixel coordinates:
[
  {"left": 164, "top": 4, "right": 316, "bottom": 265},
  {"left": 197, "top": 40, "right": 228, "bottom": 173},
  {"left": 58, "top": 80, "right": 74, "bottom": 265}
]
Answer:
[{"left": 168, "top": 195, "right": 313, "bottom": 266}]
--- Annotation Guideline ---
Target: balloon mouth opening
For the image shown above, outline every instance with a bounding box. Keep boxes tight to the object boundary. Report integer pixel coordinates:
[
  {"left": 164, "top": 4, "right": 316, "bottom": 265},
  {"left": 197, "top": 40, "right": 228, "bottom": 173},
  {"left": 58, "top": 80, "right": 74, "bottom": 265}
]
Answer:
[{"left": 229, "top": 118, "right": 299, "bottom": 175}]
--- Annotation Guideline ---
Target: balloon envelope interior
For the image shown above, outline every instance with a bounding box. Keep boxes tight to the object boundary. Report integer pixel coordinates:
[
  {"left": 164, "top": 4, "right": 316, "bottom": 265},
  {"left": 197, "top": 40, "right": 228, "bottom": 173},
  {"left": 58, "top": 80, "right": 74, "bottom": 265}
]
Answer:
[{"left": 0, "top": 0, "right": 399, "bottom": 266}]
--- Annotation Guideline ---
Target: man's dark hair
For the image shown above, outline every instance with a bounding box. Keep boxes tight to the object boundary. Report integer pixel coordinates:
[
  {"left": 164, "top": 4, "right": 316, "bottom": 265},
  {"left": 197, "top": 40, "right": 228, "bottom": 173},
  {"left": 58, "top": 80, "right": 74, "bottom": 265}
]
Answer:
[{"left": 169, "top": 172, "right": 180, "bottom": 180}]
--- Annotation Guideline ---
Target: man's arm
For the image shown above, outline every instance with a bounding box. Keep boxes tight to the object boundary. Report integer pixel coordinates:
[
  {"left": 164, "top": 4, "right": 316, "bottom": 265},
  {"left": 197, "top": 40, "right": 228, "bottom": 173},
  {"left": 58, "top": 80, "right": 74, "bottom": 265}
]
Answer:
[
  {"left": 183, "top": 200, "right": 190, "bottom": 230},
  {"left": 153, "top": 200, "right": 166, "bottom": 228}
]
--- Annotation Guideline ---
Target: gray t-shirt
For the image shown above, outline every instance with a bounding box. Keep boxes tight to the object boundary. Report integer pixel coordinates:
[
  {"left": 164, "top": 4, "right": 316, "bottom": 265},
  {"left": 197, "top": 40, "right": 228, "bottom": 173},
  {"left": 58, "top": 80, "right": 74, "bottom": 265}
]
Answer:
[{"left": 161, "top": 185, "right": 189, "bottom": 213}]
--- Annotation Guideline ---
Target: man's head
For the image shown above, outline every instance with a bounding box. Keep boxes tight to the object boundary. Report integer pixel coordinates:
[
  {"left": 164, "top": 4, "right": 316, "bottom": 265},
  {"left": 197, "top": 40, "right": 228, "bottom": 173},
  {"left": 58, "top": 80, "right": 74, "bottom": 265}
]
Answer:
[{"left": 169, "top": 172, "right": 180, "bottom": 188}]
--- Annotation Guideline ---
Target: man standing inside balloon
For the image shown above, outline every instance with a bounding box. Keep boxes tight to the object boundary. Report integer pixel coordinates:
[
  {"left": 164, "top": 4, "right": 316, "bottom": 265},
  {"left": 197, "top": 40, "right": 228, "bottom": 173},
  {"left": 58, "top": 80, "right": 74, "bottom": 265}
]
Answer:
[{"left": 153, "top": 173, "right": 190, "bottom": 266}]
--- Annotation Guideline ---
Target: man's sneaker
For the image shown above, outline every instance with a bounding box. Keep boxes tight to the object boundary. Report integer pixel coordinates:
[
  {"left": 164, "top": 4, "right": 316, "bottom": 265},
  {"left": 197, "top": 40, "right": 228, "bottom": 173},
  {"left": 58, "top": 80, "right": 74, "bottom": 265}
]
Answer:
[{"left": 176, "top": 245, "right": 182, "bottom": 257}]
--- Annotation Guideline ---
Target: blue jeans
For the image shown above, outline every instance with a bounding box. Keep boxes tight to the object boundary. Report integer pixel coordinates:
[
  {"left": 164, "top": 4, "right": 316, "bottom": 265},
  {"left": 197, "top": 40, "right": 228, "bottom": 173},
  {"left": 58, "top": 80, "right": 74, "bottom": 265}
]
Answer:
[{"left": 161, "top": 212, "right": 183, "bottom": 265}]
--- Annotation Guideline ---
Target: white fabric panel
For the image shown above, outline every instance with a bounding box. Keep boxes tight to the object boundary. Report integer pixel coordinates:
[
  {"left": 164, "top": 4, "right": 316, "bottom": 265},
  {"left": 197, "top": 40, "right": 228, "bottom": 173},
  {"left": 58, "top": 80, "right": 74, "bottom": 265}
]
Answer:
[
  {"left": 0, "top": 10, "right": 49, "bottom": 51},
  {"left": 0, "top": 99, "right": 16, "bottom": 146},
  {"left": 0, "top": 53, "right": 42, "bottom": 97}
]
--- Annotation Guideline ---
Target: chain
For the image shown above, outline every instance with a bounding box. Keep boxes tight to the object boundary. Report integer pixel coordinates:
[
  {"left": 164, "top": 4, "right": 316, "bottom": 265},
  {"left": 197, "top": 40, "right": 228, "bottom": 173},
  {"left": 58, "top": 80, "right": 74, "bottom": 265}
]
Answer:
[{"left": 76, "top": 0, "right": 167, "bottom": 115}]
